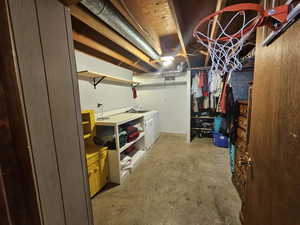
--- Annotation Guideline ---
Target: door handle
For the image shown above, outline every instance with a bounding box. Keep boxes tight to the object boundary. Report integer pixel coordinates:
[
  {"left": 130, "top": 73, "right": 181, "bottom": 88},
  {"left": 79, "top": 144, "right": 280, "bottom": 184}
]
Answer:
[
  {"left": 238, "top": 152, "right": 253, "bottom": 167},
  {"left": 238, "top": 159, "right": 252, "bottom": 167}
]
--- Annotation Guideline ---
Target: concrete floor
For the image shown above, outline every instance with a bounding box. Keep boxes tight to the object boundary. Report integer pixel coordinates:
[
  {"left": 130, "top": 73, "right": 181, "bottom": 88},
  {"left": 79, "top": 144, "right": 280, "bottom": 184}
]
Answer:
[{"left": 92, "top": 134, "right": 241, "bottom": 225}]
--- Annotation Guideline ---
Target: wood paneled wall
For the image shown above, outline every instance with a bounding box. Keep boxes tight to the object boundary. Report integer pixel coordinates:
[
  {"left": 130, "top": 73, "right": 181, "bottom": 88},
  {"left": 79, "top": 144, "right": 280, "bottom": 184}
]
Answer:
[{"left": 0, "top": 0, "right": 93, "bottom": 225}]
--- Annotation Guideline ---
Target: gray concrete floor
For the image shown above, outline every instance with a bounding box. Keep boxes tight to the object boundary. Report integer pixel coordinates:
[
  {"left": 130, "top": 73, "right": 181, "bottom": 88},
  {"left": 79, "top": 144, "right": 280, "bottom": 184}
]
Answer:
[{"left": 92, "top": 134, "right": 241, "bottom": 225}]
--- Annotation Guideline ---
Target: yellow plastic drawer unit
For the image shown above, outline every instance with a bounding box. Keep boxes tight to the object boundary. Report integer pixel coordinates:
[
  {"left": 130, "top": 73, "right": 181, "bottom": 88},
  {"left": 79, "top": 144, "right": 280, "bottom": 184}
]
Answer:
[
  {"left": 81, "top": 110, "right": 95, "bottom": 142},
  {"left": 87, "top": 162, "right": 100, "bottom": 197},
  {"left": 86, "top": 151, "right": 100, "bottom": 197},
  {"left": 86, "top": 147, "right": 109, "bottom": 197},
  {"left": 99, "top": 147, "right": 109, "bottom": 190}
]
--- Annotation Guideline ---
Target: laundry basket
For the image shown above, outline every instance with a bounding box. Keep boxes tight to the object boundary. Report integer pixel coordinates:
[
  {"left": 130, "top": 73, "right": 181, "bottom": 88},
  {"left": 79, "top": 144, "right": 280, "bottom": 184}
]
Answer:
[{"left": 213, "top": 132, "right": 228, "bottom": 148}]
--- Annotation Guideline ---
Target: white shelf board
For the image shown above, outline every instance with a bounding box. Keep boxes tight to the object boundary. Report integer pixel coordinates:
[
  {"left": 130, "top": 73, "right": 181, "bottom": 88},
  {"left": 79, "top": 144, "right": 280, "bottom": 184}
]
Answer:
[
  {"left": 119, "top": 132, "right": 145, "bottom": 154},
  {"left": 95, "top": 113, "right": 143, "bottom": 126}
]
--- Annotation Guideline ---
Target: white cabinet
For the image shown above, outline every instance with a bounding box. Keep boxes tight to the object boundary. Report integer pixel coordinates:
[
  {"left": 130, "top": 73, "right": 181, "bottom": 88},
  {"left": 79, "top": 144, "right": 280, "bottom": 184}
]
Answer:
[
  {"left": 145, "top": 118, "right": 154, "bottom": 149},
  {"left": 144, "top": 111, "right": 160, "bottom": 150},
  {"left": 153, "top": 111, "right": 160, "bottom": 141}
]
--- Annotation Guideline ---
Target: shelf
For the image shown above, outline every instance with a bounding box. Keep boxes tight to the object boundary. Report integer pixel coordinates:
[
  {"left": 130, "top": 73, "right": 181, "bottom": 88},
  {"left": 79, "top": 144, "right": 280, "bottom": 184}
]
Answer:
[
  {"left": 119, "top": 132, "right": 144, "bottom": 153},
  {"left": 78, "top": 70, "right": 139, "bottom": 88},
  {"left": 84, "top": 133, "right": 92, "bottom": 139},
  {"left": 82, "top": 121, "right": 89, "bottom": 125},
  {"left": 192, "top": 116, "right": 214, "bottom": 119},
  {"left": 130, "top": 149, "right": 146, "bottom": 171},
  {"left": 120, "top": 149, "right": 146, "bottom": 183},
  {"left": 95, "top": 113, "right": 143, "bottom": 126}
]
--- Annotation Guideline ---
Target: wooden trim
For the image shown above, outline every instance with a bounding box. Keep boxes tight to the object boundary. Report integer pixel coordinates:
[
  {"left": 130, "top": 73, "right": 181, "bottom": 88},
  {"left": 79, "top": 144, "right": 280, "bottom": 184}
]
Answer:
[
  {"left": 73, "top": 31, "right": 148, "bottom": 72},
  {"left": 35, "top": 1, "right": 93, "bottom": 224},
  {"left": 70, "top": 5, "right": 159, "bottom": 70},
  {"left": 64, "top": 10, "right": 94, "bottom": 223}
]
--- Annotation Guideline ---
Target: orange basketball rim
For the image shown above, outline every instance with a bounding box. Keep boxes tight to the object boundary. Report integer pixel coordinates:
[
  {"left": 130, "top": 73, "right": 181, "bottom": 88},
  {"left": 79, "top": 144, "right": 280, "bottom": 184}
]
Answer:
[{"left": 193, "top": 3, "right": 289, "bottom": 42}]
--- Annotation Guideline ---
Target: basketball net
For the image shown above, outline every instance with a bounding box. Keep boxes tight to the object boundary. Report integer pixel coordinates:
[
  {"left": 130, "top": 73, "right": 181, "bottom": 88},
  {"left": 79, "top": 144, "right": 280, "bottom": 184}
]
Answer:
[{"left": 194, "top": 11, "right": 261, "bottom": 79}]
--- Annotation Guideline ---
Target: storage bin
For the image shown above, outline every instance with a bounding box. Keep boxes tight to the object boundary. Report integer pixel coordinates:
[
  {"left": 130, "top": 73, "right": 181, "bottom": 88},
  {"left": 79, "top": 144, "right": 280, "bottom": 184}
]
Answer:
[{"left": 213, "top": 132, "right": 228, "bottom": 148}]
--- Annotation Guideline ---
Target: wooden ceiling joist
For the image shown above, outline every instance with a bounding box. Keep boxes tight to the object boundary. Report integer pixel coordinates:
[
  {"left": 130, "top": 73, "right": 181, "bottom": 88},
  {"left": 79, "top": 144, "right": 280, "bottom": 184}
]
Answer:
[
  {"left": 205, "top": 0, "right": 227, "bottom": 66},
  {"left": 70, "top": 5, "right": 159, "bottom": 71},
  {"left": 73, "top": 31, "right": 148, "bottom": 72},
  {"left": 167, "top": 0, "right": 190, "bottom": 67}
]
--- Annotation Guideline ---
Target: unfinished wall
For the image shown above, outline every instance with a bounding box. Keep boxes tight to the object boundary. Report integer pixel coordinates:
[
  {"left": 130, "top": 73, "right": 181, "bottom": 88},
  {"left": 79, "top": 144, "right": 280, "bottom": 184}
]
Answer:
[
  {"left": 134, "top": 72, "right": 188, "bottom": 134},
  {"left": 75, "top": 50, "right": 135, "bottom": 112}
]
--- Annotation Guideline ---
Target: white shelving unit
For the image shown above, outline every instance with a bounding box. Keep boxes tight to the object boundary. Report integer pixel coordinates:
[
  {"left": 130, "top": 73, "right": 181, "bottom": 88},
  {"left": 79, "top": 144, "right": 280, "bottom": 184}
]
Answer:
[
  {"left": 119, "top": 132, "right": 144, "bottom": 153},
  {"left": 95, "top": 113, "right": 146, "bottom": 184}
]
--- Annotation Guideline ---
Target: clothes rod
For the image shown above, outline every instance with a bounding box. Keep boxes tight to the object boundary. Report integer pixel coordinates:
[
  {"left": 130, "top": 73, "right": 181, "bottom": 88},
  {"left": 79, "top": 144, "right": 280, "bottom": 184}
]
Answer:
[
  {"left": 190, "top": 66, "right": 254, "bottom": 71},
  {"left": 189, "top": 66, "right": 210, "bottom": 71},
  {"left": 137, "top": 81, "right": 187, "bottom": 87},
  {"left": 136, "top": 70, "right": 187, "bottom": 76}
]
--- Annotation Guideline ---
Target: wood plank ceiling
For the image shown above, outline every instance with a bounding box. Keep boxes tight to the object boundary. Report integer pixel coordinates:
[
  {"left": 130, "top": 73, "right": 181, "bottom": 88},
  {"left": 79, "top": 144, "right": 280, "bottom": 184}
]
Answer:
[{"left": 70, "top": 0, "right": 258, "bottom": 73}]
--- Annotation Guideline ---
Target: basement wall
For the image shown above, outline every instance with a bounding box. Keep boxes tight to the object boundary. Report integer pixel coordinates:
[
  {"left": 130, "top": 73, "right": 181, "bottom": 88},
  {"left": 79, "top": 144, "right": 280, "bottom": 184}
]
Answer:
[
  {"left": 134, "top": 72, "right": 188, "bottom": 134},
  {"left": 75, "top": 50, "right": 135, "bottom": 112}
]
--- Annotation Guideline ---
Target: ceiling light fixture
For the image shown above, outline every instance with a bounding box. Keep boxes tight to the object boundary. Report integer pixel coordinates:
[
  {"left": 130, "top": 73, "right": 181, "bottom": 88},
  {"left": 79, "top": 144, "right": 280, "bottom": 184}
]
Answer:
[{"left": 161, "top": 56, "right": 174, "bottom": 67}]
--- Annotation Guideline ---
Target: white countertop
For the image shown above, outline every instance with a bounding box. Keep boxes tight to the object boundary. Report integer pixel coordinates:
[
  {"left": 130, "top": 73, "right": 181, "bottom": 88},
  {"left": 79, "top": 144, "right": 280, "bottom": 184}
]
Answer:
[{"left": 95, "top": 113, "right": 144, "bottom": 126}]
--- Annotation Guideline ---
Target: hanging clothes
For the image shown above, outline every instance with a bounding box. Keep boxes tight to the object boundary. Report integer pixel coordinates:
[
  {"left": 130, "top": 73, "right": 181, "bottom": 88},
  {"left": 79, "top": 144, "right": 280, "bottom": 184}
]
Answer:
[
  {"left": 199, "top": 71, "right": 209, "bottom": 97},
  {"left": 132, "top": 87, "right": 137, "bottom": 99},
  {"left": 209, "top": 71, "right": 223, "bottom": 97},
  {"left": 229, "top": 142, "right": 235, "bottom": 173},
  {"left": 198, "top": 71, "right": 204, "bottom": 88},
  {"left": 203, "top": 96, "right": 210, "bottom": 109},
  {"left": 192, "top": 74, "right": 202, "bottom": 98},
  {"left": 219, "top": 82, "right": 228, "bottom": 114},
  {"left": 192, "top": 96, "right": 199, "bottom": 113}
]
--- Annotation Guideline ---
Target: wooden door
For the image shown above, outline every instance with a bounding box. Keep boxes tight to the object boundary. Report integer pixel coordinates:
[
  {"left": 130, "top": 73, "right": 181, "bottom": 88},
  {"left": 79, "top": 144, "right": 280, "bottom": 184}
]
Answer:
[
  {"left": 244, "top": 17, "right": 300, "bottom": 225},
  {"left": 0, "top": 78, "right": 41, "bottom": 225}
]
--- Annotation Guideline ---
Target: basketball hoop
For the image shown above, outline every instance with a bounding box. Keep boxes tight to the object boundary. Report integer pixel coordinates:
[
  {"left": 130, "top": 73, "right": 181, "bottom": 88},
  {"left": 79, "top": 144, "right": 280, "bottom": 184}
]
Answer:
[{"left": 193, "top": 3, "right": 290, "bottom": 77}]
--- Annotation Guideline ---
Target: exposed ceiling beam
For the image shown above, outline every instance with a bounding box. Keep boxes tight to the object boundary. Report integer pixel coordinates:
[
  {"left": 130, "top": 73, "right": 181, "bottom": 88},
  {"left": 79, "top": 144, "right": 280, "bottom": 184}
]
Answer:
[
  {"left": 73, "top": 31, "right": 148, "bottom": 72},
  {"left": 110, "top": 0, "right": 161, "bottom": 55},
  {"left": 70, "top": 5, "right": 159, "bottom": 70},
  {"left": 58, "top": 0, "right": 81, "bottom": 6},
  {"left": 167, "top": 0, "right": 190, "bottom": 67},
  {"left": 74, "top": 42, "right": 143, "bottom": 73},
  {"left": 204, "top": 0, "right": 227, "bottom": 66}
]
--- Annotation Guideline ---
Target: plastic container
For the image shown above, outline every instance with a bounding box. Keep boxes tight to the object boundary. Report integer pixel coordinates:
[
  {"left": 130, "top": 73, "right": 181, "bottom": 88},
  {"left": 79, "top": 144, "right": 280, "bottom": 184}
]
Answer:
[
  {"left": 214, "top": 116, "right": 222, "bottom": 133},
  {"left": 213, "top": 132, "right": 229, "bottom": 148}
]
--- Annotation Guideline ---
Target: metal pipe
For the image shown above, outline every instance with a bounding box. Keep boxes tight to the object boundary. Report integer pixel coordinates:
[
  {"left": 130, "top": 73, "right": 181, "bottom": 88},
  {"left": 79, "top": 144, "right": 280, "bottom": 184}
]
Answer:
[{"left": 81, "top": 0, "right": 160, "bottom": 60}]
